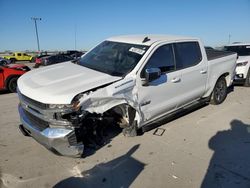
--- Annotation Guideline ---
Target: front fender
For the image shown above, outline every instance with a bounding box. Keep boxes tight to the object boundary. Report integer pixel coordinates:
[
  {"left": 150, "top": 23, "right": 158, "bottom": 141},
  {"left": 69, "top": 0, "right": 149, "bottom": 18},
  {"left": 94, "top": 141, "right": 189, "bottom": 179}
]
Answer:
[{"left": 77, "top": 77, "right": 143, "bottom": 127}]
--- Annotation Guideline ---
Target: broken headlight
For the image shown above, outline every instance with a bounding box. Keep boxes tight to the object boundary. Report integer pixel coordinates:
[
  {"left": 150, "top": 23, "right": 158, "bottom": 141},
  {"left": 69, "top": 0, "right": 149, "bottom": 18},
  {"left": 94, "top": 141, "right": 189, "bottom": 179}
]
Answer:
[
  {"left": 49, "top": 93, "right": 85, "bottom": 111},
  {"left": 49, "top": 104, "right": 73, "bottom": 109},
  {"left": 237, "top": 61, "right": 248, "bottom": 67}
]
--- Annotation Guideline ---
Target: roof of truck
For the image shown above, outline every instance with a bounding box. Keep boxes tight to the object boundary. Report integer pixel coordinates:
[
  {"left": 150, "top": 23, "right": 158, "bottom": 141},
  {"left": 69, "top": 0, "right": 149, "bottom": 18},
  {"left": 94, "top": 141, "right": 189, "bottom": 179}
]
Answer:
[{"left": 107, "top": 34, "right": 198, "bottom": 46}]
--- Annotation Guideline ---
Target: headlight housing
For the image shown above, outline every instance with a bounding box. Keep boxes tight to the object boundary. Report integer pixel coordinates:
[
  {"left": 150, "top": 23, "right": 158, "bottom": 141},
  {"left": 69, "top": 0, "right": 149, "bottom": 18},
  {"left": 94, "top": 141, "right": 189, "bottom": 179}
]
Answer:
[
  {"left": 237, "top": 61, "right": 248, "bottom": 67},
  {"left": 49, "top": 104, "right": 73, "bottom": 109},
  {"left": 48, "top": 94, "right": 84, "bottom": 111},
  {"left": 49, "top": 101, "right": 80, "bottom": 111}
]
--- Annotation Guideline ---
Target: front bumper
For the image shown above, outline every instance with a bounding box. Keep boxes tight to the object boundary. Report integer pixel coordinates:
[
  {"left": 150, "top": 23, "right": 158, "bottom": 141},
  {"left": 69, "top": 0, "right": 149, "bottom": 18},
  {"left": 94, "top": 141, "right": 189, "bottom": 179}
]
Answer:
[
  {"left": 18, "top": 105, "right": 84, "bottom": 157},
  {"left": 235, "top": 66, "right": 248, "bottom": 79}
]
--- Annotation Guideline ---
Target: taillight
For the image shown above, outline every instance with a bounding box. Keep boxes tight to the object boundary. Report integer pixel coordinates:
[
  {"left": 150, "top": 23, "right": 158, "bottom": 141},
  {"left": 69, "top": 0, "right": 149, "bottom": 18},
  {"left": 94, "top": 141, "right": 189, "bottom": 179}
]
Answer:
[{"left": 35, "top": 58, "right": 42, "bottom": 64}]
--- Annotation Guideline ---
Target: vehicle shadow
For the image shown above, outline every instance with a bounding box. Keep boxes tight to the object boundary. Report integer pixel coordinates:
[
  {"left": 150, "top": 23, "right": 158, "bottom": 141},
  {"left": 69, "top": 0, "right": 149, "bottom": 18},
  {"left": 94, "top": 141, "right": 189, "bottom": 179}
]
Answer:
[
  {"left": 53, "top": 144, "right": 145, "bottom": 188},
  {"left": 201, "top": 119, "right": 250, "bottom": 188},
  {"left": 82, "top": 123, "right": 122, "bottom": 158}
]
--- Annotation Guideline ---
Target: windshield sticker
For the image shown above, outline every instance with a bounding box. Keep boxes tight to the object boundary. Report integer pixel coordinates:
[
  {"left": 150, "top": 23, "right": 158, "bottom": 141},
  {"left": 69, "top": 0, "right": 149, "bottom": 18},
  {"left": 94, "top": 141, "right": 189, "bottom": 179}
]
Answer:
[
  {"left": 246, "top": 46, "right": 250, "bottom": 48},
  {"left": 129, "top": 47, "right": 145, "bottom": 55}
]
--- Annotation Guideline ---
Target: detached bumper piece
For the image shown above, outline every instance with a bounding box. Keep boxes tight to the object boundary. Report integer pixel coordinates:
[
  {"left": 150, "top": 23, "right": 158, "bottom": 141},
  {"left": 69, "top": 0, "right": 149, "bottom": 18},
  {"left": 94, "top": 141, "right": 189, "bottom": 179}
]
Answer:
[{"left": 18, "top": 105, "right": 84, "bottom": 157}]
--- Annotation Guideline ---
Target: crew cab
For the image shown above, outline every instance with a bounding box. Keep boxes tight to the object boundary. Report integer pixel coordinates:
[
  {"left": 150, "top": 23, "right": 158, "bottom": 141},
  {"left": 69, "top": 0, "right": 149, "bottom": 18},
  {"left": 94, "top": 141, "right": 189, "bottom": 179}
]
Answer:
[
  {"left": 17, "top": 35, "right": 237, "bottom": 157},
  {"left": 224, "top": 43, "right": 250, "bottom": 86},
  {"left": 3, "top": 52, "right": 34, "bottom": 63},
  {"left": 0, "top": 64, "right": 30, "bottom": 92}
]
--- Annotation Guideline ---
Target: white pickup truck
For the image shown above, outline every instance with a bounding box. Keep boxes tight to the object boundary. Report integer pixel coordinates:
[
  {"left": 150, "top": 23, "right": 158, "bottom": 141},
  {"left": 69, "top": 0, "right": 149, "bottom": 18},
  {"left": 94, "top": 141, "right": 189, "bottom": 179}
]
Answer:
[
  {"left": 17, "top": 35, "right": 237, "bottom": 157},
  {"left": 224, "top": 43, "right": 250, "bottom": 86}
]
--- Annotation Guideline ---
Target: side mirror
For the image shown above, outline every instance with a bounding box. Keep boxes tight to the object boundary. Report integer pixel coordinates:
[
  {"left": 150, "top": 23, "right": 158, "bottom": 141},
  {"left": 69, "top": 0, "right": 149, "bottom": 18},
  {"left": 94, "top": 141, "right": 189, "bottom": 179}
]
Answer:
[{"left": 144, "top": 68, "right": 161, "bottom": 85}]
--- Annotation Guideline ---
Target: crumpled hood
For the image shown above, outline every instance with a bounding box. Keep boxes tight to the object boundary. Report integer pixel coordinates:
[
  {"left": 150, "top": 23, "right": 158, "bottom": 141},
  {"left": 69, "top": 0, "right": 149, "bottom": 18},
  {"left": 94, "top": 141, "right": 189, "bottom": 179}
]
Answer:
[{"left": 17, "top": 62, "right": 121, "bottom": 104}]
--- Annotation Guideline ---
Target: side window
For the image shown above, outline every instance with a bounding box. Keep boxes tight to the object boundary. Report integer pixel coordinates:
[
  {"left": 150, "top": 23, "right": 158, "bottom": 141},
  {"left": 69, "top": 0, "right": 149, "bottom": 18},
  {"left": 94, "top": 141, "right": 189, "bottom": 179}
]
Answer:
[
  {"left": 141, "top": 44, "right": 175, "bottom": 77},
  {"left": 174, "top": 42, "right": 202, "bottom": 70},
  {"left": 17, "top": 53, "right": 21, "bottom": 56}
]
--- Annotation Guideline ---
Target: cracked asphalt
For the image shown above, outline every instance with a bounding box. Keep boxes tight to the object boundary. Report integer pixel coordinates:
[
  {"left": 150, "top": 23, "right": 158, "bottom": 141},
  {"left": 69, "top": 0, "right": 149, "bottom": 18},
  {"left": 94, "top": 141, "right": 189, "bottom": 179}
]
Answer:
[{"left": 0, "top": 83, "right": 250, "bottom": 188}]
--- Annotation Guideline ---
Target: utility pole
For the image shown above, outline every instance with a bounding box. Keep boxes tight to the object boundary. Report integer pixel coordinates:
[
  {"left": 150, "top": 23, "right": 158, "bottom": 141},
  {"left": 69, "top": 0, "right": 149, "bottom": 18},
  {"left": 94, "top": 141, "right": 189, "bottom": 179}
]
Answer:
[
  {"left": 31, "top": 17, "right": 42, "bottom": 52},
  {"left": 228, "top": 34, "right": 231, "bottom": 44},
  {"left": 74, "top": 24, "right": 77, "bottom": 50}
]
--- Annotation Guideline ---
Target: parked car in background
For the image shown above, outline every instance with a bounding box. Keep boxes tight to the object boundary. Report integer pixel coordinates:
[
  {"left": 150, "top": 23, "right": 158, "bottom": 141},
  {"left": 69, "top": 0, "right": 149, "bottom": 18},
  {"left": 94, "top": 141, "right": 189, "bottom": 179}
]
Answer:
[
  {"left": 224, "top": 43, "right": 250, "bottom": 86},
  {"left": 41, "top": 54, "right": 74, "bottom": 66},
  {"left": 205, "top": 46, "right": 214, "bottom": 50},
  {"left": 0, "top": 64, "right": 30, "bottom": 92},
  {"left": 17, "top": 35, "right": 237, "bottom": 157},
  {"left": 3, "top": 52, "right": 34, "bottom": 63},
  {"left": 34, "top": 54, "right": 51, "bottom": 68},
  {"left": 64, "top": 50, "right": 84, "bottom": 59},
  {"left": 0, "top": 57, "right": 11, "bottom": 66}
]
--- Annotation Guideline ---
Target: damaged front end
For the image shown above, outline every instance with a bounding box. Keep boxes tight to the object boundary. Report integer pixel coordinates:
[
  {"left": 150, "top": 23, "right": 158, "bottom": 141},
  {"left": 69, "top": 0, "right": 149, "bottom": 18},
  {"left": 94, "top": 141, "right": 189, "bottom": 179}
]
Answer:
[{"left": 18, "top": 77, "right": 141, "bottom": 157}]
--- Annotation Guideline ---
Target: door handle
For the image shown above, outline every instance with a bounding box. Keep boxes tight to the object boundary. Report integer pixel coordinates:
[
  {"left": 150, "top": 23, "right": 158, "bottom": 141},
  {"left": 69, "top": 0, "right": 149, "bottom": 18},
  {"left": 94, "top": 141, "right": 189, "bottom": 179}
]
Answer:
[
  {"left": 171, "top": 77, "right": 181, "bottom": 83},
  {"left": 200, "top": 70, "right": 207, "bottom": 74}
]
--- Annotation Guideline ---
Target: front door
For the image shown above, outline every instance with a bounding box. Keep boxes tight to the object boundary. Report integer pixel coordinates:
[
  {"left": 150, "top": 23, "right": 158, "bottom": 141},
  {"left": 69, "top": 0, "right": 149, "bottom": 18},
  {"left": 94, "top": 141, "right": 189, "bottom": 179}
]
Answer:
[{"left": 137, "top": 43, "right": 182, "bottom": 123}]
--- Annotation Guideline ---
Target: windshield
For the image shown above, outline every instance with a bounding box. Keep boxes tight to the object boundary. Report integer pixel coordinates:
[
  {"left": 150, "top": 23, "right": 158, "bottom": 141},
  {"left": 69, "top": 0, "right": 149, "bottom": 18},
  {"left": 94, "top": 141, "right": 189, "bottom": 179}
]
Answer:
[
  {"left": 78, "top": 41, "right": 149, "bottom": 76},
  {"left": 224, "top": 45, "right": 250, "bottom": 56}
]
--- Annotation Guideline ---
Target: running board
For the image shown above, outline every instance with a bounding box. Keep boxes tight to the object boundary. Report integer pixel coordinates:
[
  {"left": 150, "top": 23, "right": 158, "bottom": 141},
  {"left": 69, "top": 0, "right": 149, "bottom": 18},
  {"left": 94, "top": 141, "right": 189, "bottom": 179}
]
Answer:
[{"left": 141, "top": 98, "right": 209, "bottom": 133}]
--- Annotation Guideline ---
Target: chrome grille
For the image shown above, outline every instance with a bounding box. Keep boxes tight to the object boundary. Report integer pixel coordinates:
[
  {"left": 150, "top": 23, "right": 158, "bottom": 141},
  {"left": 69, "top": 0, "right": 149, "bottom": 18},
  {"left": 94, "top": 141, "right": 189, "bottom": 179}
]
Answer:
[
  {"left": 20, "top": 93, "right": 48, "bottom": 110},
  {"left": 23, "top": 109, "right": 49, "bottom": 131},
  {"left": 68, "top": 132, "right": 78, "bottom": 146}
]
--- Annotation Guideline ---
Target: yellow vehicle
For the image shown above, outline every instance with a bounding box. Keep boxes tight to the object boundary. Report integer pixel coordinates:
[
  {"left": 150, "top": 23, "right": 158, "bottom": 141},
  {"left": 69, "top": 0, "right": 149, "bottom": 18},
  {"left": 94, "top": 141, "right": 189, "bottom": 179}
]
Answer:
[{"left": 3, "top": 52, "right": 34, "bottom": 63}]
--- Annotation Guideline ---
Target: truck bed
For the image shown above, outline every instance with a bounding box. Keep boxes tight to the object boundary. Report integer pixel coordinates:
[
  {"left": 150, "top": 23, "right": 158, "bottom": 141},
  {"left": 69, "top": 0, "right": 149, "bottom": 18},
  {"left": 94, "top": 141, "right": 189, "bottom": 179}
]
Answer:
[{"left": 206, "top": 49, "right": 236, "bottom": 61}]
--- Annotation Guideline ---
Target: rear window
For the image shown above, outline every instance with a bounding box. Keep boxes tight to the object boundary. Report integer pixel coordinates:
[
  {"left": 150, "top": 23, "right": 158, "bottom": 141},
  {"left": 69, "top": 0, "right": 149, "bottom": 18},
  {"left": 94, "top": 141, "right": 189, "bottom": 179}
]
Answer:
[
  {"left": 224, "top": 45, "right": 250, "bottom": 56},
  {"left": 174, "top": 42, "right": 202, "bottom": 70}
]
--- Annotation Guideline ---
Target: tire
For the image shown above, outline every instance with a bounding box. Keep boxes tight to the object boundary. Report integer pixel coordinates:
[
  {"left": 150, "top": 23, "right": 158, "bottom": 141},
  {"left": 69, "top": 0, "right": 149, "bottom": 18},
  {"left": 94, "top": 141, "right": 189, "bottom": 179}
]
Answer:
[
  {"left": 8, "top": 77, "right": 18, "bottom": 93},
  {"left": 0, "top": 60, "right": 7, "bottom": 66},
  {"left": 30, "top": 57, "right": 35, "bottom": 63},
  {"left": 33, "top": 63, "right": 40, "bottom": 68},
  {"left": 210, "top": 77, "right": 228, "bottom": 105},
  {"left": 10, "top": 58, "right": 16, "bottom": 63},
  {"left": 244, "top": 69, "right": 250, "bottom": 87},
  {"left": 122, "top": 121, "right": 138, "bottom": 137}
]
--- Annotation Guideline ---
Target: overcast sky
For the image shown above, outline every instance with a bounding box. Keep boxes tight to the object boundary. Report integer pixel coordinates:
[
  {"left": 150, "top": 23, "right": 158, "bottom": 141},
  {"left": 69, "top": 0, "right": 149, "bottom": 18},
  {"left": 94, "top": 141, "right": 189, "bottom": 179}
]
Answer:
[{"left": 0, "top": 0, "right": 250, "bottom": 51}]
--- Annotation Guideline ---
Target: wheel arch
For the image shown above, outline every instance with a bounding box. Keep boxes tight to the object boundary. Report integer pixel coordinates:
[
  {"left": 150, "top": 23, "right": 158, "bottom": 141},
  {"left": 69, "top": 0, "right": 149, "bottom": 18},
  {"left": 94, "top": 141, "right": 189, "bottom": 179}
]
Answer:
[
  {"left": 203, "top": 72, "right": 230, "bottom": 98},
  {"left": 5, "top": 75, "right": 20, "bottom": 88}
]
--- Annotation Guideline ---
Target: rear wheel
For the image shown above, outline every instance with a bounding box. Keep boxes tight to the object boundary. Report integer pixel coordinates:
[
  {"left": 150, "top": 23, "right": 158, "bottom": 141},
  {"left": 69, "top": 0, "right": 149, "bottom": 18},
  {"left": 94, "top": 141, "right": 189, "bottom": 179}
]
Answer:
[
  {"left": 30, "top": 57, "right": 35, "bottom": 62},
  {"left": 244, "top": 69, "right": 250, "bottom": 87},
  {"left": 10, "top": 58, "right": 16, "bottom": 63},
  {"left": 33, "top": 63, "right": 40, "bottom": 68},
  {"left": 210, "top": 77, "right": 227, "bottom": 105},
  {"left": 8, "top": 77, "right": 18, "bottom": 93}
]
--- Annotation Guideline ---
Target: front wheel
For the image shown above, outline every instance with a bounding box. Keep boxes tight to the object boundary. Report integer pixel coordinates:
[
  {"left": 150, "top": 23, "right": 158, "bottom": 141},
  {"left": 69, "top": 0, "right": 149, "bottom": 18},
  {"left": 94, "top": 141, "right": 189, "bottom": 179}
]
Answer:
[
  {"left": 210, "top": 77, "right": 227, "bottom": 105},
  {"left": 244, "top": 69, "right": 250, "bottom": 87},
  {"left": 8, "top": 77, "right": 18, "bottom": 93},
  {"left": 0, "top": 60, "right": 7, "bottom": 65}
]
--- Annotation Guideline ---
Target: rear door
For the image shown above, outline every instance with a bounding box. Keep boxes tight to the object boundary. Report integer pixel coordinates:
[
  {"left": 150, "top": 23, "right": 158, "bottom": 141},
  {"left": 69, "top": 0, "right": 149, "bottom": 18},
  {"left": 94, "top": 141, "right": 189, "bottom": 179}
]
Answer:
[
  {"left": 23, "top": 53, "right": 30, "bottom": 61},
  {"left": 17, "top": 53, "right": 22, "bottom": 60},
  {"left": 174, "top": 41, "right": 208, "bottom": 107}
]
